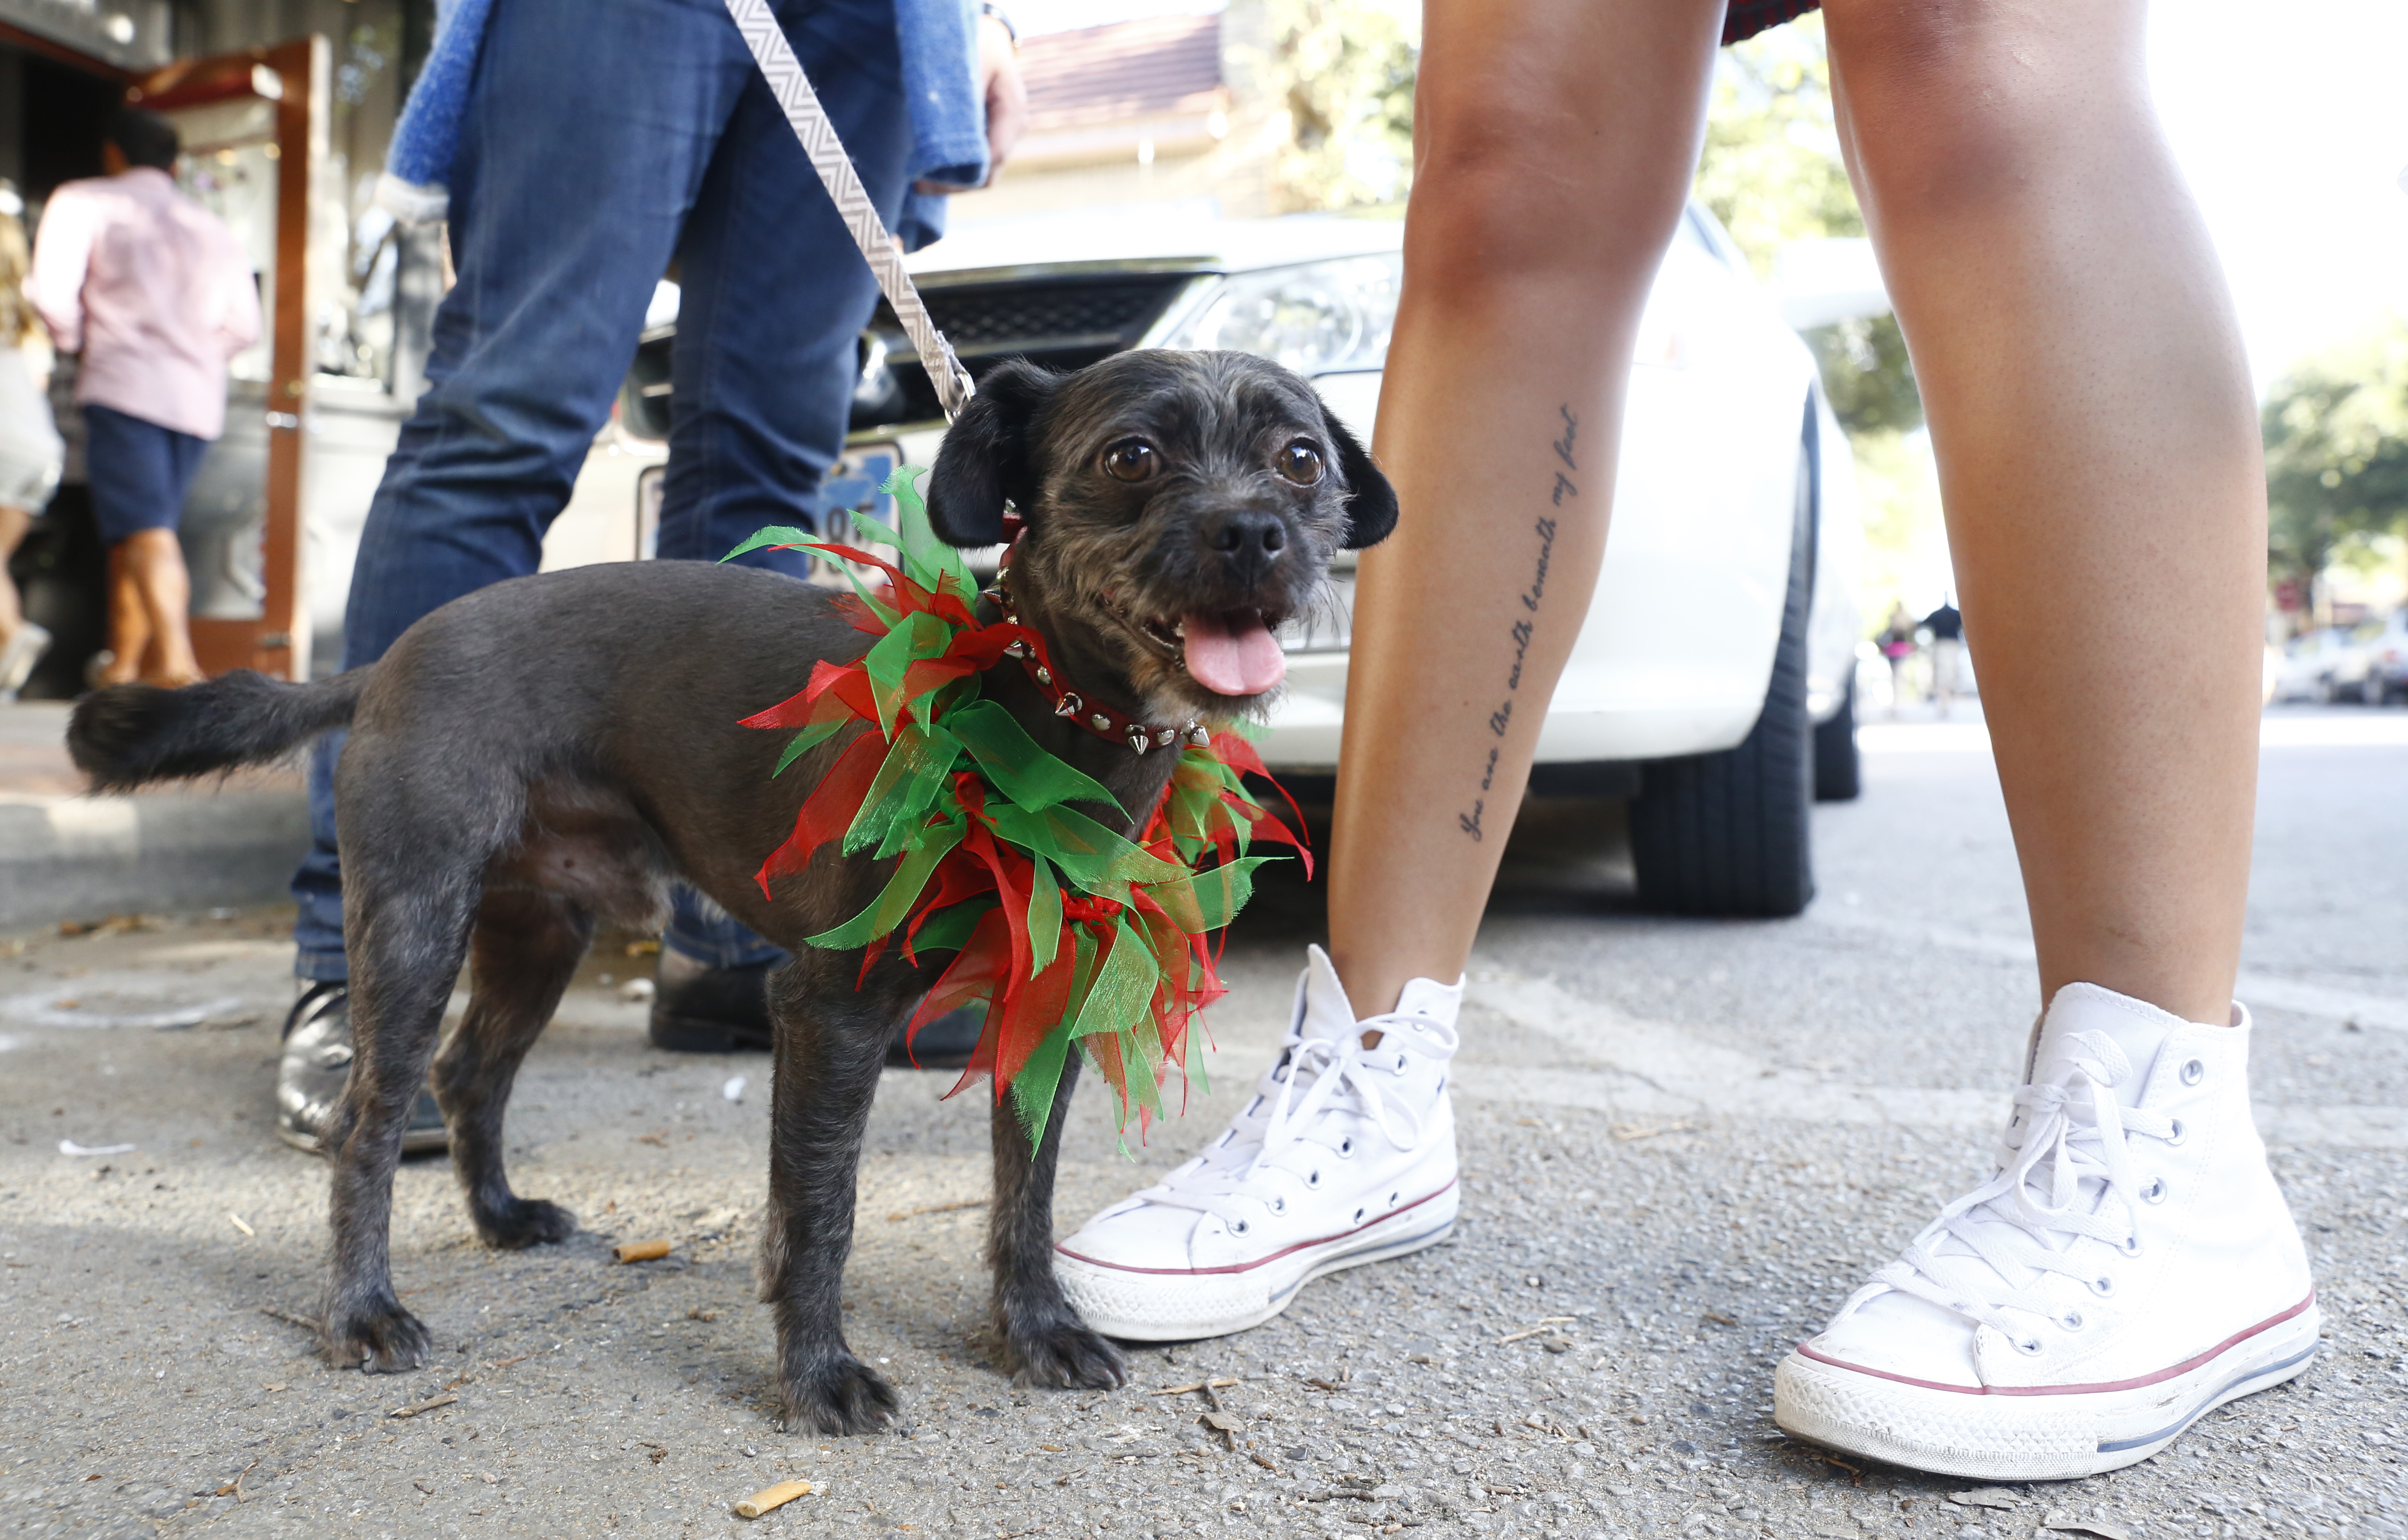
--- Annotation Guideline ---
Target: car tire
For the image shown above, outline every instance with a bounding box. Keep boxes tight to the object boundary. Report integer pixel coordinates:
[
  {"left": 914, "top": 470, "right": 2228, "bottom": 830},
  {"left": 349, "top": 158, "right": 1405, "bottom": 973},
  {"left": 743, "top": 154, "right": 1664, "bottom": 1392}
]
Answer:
[
  {"left": 1629, "top": 440, "right": 1816, "bottom": 918},
  {"left": 1813, "top": 677, "right": 1862, "bottom": 803}
]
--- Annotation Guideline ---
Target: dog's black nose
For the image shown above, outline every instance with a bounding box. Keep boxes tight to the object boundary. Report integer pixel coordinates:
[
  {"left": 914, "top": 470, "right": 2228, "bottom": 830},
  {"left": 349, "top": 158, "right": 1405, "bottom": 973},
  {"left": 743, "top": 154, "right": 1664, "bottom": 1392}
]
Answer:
[{"left": 1204, "top": 509, "right": 1286, "bottom": 578}]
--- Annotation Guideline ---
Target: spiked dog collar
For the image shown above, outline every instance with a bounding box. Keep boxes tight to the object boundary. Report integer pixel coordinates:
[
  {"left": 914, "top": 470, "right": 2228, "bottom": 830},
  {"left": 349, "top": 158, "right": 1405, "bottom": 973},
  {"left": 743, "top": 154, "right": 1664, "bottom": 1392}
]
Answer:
[{"left": 987, "top": 554, "right": 1206, "bottom": 758}]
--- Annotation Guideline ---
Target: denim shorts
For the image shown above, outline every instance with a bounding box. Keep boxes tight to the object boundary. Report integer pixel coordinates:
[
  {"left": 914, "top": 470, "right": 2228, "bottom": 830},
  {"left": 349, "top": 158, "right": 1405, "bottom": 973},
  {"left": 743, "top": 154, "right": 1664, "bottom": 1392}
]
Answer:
[
  {"left": 82, "top": 403, "right": 209, "bottom": 545},
  {"left": 1726, "top": 0, "right": 1817, "bottom": 44}
]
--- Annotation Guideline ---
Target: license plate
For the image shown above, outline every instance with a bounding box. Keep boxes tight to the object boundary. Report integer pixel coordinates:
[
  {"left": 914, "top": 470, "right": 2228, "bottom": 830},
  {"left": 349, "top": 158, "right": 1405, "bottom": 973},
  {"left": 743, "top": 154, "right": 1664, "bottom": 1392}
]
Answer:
[{"left": 822, "top": 441, "right": 906, "bottom": 528}]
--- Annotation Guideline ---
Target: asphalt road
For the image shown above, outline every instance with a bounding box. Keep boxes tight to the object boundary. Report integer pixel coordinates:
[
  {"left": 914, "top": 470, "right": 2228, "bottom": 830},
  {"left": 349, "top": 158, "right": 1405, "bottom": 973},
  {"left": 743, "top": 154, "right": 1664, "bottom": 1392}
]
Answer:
[{"left": 4, "top": 705, "right": 2406, "bottom": 1540}]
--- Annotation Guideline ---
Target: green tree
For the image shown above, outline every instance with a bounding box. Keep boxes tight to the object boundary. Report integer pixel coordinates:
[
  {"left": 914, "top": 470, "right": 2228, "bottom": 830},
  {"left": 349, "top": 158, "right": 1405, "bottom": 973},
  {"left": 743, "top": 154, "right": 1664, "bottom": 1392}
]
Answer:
[
  {"left": 1693, "top": 16, "right": 1920, "bottom": 438},
  {"left": 2261, "top": 319, "right": 2408, "bottom": 605},
  {"left": 1255, "top": 0, "right": 1417, "bottom": 214}
]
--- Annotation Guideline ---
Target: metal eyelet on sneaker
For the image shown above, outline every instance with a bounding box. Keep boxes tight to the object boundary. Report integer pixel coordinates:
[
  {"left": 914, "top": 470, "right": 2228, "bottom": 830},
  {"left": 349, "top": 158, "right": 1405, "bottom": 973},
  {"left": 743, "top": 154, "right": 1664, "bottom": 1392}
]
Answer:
[
  {"left": 2120, "top": 1234, "right": 2143, "bottom": 1257},
  {"left": 1307, "top": 1170, "right": 1322, "bottom": 1189},
  {"left": 1388, "top": 1191, "right": 1401, "bottom": 1208},
  {"left": 2141, "top": 1176, "right": 2167, "bottom": 1204},
  {"left": 2059, "top": 1311, "right": 2085, "bottom": 1332},
  {"left": 2013, "top": 1337, "right": 2044, "bottom": 1356},
  {"left": 2181, "top": 1058, "right": 2206, "bottom": 1086},
  {"left": 2090, "top": 1275, "right": 2115, "bottom": 1297},
  {"left": 1353, "top": 1207, "right": 1366, "bottom": 1225},
  {"left": 1271, "top": 1196, "right": 1286, "bottom": 1216},
  {"left": 1337, "top": 1137, "right": 1356, "bottom": 1158},
  {"left": 1231, "top": 1219, "right": 1251, "bottom": 1236},
  {"left": 2165, "top": 1118, "right": 2187, "bottom": 1146}
]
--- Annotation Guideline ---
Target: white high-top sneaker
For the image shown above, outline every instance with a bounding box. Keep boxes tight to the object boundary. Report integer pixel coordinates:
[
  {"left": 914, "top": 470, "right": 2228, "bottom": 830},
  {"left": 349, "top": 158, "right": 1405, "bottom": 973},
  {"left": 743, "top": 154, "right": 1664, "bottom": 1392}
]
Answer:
[
  {"left": 1775, "top": 983, "right": 2319, "bottom": 1480},
  {"left": 1054, "top": 945, "right": 1462, "bottom": 1340}
]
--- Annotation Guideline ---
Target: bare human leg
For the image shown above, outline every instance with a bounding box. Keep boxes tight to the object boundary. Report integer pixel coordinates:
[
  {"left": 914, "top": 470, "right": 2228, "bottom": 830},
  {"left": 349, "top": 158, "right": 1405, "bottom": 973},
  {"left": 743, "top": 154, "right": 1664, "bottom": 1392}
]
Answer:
[
  {"left": 1773, "top": 4, "right": 2314, "bottom": 1479},
  {"left": 1048, "top": 0, "right": 1730, "bottom": 1345},
  {"left": 1823, "top": 0, "right": 2264, "bottom": 1025},
  {"left": 0, "top": 503, "right": 28, "bottom": 645},
  {"left": 1325, "top": 0, "right": 1728, "bottom": 1015},
  {"left": 102, "top": 529, "right": 203, "bottom": 688}
]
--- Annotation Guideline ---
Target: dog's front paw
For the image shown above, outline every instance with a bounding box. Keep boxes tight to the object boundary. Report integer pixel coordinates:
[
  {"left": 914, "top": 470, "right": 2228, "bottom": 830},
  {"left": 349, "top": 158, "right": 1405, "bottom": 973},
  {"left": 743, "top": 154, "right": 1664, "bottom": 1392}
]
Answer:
[
  {"left": 326, "top": 1296, "right": 432, "bottom": 1373},
  {"left": 1002, "top": 1313, "right": 1126, "bottom": 1390},
  {"left": 781, "top": 1352, "right": 900, "bottom": 1436},
  {"left": 474, "top": 1196, "right": 576, "bottom": 1250}
]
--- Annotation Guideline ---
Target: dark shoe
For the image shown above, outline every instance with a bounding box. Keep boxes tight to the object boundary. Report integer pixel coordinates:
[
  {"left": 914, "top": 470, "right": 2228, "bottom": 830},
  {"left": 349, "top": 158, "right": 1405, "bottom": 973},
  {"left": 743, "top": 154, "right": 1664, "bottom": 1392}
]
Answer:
[
  {"left": 276, "top": 982, "right": 449, "bottom": 1156},
  {"left": 891, "top": 1005, "right": 984, "bottom": 1071},
  {"left": 646, "top": 949, "right": 776, "bottom": 1052},
  {"left": 645, "top": 948, "right": 986, "bottom": 1069}
]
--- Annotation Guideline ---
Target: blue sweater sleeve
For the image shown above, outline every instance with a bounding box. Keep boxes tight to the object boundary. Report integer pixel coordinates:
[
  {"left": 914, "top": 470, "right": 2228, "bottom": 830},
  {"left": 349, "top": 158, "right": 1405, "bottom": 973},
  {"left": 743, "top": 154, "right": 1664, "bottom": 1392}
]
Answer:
[
  {"left": 894, "top": 0, "right": 989, "bottom": 193},
  {"left": 383, "top": 0, "right": 495, "bottom": 193}
]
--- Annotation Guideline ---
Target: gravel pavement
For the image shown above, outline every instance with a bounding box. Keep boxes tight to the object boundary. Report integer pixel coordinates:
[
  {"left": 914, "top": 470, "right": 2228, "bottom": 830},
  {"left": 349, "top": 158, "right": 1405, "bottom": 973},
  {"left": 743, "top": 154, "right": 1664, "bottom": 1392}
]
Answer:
[{"left": 4, "top": 705, "right": 2407, "bottom": 1540}]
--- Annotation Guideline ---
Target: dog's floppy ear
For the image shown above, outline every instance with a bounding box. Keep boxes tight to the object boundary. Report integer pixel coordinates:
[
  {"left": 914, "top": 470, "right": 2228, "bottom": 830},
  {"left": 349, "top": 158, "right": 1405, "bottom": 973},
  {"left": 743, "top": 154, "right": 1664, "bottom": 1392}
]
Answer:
[
  {"left": 925, "top": 359, "right": 1060, "bottom": 547},
  {"left": 1315, "top": 395, "right": 1398, "bottom": 550}
]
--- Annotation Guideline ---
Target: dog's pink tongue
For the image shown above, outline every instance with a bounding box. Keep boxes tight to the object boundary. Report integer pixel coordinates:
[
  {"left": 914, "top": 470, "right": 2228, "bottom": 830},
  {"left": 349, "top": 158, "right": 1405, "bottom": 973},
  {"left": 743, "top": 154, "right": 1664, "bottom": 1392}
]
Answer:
[{"left": 1182, "top": 611, "right": 1286, "bottom": 695}]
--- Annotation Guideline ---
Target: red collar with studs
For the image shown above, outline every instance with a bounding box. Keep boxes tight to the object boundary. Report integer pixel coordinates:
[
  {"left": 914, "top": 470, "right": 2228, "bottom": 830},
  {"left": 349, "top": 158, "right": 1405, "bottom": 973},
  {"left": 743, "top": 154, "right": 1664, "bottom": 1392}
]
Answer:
[{"left": 988, "top": 532, "right": 1206, "bottom": 758}]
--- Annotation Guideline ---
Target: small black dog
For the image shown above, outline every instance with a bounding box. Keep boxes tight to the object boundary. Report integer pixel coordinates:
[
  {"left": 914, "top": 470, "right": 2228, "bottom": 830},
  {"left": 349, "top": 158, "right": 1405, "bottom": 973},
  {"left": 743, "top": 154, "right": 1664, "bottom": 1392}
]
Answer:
[{"left": 66, "top": 351, "right": 1395, "bottom": 1434}]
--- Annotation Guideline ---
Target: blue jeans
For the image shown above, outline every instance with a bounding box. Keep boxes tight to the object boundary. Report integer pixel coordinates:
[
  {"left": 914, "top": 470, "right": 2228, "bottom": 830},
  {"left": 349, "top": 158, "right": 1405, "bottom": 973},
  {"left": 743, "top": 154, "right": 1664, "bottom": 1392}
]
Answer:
[{"left": 292, "top": 0, "right": 913, "bottom": 982}]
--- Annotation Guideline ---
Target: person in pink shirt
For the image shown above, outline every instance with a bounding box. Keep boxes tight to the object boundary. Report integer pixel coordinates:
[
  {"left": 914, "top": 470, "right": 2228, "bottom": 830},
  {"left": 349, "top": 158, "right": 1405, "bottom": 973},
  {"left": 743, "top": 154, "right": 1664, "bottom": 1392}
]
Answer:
[{"left": 30, "top": 107, "right": 259, "bottom": 688}]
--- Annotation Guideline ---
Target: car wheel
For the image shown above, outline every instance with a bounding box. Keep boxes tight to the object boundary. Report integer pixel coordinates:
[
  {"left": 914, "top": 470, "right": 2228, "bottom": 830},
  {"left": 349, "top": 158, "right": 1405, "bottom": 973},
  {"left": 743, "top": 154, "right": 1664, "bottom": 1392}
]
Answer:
[
  {"left": 1813, "top": 676, "right": 1861, "bottom": 803},
  {"left": 1629, "top": 441, "right": 1816, "bottom": 918}
]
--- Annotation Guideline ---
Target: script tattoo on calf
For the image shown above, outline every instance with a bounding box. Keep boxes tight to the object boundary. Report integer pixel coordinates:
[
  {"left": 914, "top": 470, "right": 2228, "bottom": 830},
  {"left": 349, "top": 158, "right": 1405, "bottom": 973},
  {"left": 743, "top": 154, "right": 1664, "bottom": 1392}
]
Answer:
[{"left": 1459, "top": 404, "right": 1577, "bottom": 843}]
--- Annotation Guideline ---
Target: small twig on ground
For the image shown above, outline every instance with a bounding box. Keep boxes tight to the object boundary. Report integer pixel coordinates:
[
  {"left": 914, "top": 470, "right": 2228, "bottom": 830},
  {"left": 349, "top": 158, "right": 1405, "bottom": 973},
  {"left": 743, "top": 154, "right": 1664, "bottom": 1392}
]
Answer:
[
  {"left": 389, "top": 1393, "right": 459, "bottom": 1419},
  {"left": 226, "top": 1213, "right": 255, "bottom": 1237},
  {"left": 886, "top": 1199, "right": 987, "bottom": 1221},
  {"left": 1150, "top": 1377, "right": 1238, "bottom": 1397},
  {"left": 1609, "top": 1119, "right": 1699, "bottom": 1142},
  {"left": 1496, "top": 1317, "right": 1577, "bottom": 1344},
  {"left": 259, "top": 1307, "right": 318, "bottom": 1332}
]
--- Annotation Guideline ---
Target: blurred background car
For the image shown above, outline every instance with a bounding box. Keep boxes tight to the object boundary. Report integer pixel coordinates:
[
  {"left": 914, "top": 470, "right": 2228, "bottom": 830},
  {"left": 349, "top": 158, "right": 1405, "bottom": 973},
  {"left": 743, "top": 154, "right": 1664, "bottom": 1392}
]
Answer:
[
  {"left": 2364, "top": 611, "right": 2408, "bottom": 706},
  {"left": 550, "top": 208, "right": 1869, "bottom": 918},
  {"left": 2272, "top": 622, "right": 2384, "bottom": 704}
]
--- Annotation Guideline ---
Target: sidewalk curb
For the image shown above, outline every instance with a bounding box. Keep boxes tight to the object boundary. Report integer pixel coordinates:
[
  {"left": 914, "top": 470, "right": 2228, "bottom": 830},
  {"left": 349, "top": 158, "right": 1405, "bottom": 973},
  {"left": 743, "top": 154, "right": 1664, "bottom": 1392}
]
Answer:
[{"left": 0, "top": 788, "right": 308, "bottom": 930}]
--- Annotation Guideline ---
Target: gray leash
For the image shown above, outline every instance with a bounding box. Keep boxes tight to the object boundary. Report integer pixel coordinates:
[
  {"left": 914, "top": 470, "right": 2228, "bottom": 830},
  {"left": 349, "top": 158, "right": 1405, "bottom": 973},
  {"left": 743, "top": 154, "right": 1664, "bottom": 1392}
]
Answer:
[{"left": 724, "top": 0, "right": 977, "bottom": 424}]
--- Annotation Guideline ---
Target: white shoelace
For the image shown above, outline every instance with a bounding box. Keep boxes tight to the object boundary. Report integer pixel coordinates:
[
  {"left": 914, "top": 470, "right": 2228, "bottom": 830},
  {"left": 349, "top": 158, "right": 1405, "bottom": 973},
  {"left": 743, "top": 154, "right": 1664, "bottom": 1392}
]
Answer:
[
  {"left": 1873, "top": 1028, "right": 2176, "bottom": 1350},
  {"left": 1133, "top": 1013, "right": 1461, "bottom": 1232}
]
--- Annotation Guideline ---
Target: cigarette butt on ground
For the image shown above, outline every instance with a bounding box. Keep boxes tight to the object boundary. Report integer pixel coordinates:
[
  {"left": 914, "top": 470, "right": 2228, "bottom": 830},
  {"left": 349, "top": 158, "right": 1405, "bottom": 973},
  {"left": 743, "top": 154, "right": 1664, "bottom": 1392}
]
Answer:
[
  {"left": 227, "top": 1213, "right": 255, "bottom": 1237},
  {"left": 613, "top": 1238, "right": 672, "bottom": 1263},
  {"left": 732, "top": 1480, "right": 815, "bottom": 1519}
]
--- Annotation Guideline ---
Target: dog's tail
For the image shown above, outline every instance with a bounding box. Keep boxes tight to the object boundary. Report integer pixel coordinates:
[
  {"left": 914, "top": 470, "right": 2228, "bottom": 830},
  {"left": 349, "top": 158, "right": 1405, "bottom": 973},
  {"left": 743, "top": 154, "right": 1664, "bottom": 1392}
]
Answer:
[{"left": 68, "top": 669, "right": 368, "bottom": 792}]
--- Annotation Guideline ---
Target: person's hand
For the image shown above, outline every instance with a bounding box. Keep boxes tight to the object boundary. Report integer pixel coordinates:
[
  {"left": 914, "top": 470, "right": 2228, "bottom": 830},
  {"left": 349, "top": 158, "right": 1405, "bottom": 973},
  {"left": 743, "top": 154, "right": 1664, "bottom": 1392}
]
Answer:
[{"left": 916, "top": 13, "right": 1026, "bottom": 193}]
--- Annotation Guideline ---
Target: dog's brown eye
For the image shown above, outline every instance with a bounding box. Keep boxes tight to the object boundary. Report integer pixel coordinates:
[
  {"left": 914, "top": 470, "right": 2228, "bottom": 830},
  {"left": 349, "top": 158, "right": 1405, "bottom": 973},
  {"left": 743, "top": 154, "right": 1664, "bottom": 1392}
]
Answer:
[
  {"left": 1102, "top": 439, "right": 1159, "bottom": 482},
  {"left": 1276, "top": 441, "right": 1324, "bottom": 486}
]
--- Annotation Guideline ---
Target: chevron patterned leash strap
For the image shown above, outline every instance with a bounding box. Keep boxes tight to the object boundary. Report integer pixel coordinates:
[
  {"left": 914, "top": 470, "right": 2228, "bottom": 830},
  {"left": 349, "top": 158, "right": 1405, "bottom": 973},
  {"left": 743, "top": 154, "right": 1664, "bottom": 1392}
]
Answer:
[{"left": 724, "top": 0, "right": 977, "bottom": 423}]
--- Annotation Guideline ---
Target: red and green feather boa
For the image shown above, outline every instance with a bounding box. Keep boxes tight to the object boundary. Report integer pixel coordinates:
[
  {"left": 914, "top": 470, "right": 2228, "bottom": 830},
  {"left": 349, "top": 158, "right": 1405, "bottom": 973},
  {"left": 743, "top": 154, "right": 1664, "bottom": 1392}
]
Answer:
[{"left": 724, "top": 469, "right": 1308, "bottom": 1147}]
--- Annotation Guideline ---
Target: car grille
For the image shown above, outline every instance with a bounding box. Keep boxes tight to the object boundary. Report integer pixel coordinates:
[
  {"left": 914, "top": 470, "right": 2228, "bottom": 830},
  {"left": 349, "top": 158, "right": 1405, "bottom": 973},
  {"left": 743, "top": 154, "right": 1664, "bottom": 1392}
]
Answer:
[
  {"left": 861, "top": 273, "right": 1198, "bottom": 425},
  {"left": 615, "top": 271, "right": 1201, "bottom": 441},
  {"left": 900, "top": 277, "right": 1187, "bottom": 354}
]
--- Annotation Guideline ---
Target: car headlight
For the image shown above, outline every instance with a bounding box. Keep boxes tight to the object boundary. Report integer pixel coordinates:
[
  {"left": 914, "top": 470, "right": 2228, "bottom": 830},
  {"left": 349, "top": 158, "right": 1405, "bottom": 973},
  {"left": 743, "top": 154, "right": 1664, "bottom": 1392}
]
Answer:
[{"left": 1158, "top": 254, "right": 1403, "bottom": 375}]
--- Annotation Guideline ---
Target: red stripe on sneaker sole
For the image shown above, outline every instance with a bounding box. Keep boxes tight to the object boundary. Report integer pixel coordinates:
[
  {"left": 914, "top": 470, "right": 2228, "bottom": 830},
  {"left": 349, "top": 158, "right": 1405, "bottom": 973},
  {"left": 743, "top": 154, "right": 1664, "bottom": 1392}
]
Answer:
[
  {"left": 1055, "top": 1180, "right": 1457, "bottom": 1277},
  {"left": 1792, "top": 1291, "right": 2317, "bottom": 1397}
]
